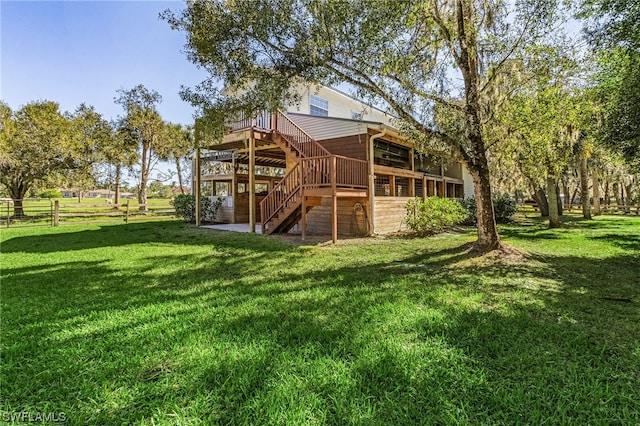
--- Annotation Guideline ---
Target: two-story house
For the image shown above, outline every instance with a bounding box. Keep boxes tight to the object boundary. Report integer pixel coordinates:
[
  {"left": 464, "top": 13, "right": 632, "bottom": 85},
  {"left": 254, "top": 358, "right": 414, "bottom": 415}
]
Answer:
[{"left": 196, "top": 85, "right": 474, "bottom": 241}]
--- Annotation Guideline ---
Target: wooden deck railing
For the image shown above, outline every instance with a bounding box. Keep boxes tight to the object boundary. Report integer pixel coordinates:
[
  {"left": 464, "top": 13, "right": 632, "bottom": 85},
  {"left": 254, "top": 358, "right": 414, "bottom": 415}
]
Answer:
[
  {"left": 335, "top": 156, "right": 368, "bottom": 188},
  {"left": 301, "top": 156, "right": 368, "bottom": 190},
  {"left": 228, "top": 110, "right": 271, "bottom": 132},
  {"left": 260, "top": 163, "right": 302, "bottom": 229},
  {"left": 273, "top": 110, "right": 331, "bottom": 158}
]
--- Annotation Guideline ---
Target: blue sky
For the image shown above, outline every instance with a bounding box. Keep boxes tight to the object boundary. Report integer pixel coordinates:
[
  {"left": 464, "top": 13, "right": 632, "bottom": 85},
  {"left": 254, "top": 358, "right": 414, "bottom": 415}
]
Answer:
[{"left": 1, "top": 0, "right": 207, "bottom": 125}]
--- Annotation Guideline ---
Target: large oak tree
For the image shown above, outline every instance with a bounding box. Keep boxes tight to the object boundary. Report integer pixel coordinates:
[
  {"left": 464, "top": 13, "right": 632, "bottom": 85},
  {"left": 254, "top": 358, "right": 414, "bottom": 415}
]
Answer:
[
  {"left": 164, "top": 0, "right": 560, "bottom": 251},
  {"left": 0, "top": 101, "right": 75, "bottom": 217}
]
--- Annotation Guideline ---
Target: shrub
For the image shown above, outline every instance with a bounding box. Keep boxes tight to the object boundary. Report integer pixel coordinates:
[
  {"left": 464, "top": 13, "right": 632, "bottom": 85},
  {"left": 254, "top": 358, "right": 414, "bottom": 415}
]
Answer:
[
  {"left": 172, "top": 194, "right": 223, "bottom": 223},
  {"left": 492, "top": 193, "right": 518, "bottom": 223},
  {"left": 460, "top": 196, "right": 477, "bottom": 226},
  {"left": 461, "top": 193, "right": 517, "bottom": 224},
  {"left": 405, "top": 197, "right": 467, "bottom": 236},
  {"left": 38, "top": 189, "right": 62, "bottom": 199}
]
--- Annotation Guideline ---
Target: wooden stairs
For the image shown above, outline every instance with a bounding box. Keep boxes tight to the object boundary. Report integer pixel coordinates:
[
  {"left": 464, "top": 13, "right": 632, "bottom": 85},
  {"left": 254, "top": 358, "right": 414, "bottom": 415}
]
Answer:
[{"left": 259, "top": 111, "right": 368, "bottom": 235}]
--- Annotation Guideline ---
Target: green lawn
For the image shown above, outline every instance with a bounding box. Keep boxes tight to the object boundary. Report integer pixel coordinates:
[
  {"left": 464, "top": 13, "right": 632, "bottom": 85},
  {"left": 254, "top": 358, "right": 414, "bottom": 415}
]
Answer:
[{"left": 1, "top": 215, "right": 639, "bottom": 425}]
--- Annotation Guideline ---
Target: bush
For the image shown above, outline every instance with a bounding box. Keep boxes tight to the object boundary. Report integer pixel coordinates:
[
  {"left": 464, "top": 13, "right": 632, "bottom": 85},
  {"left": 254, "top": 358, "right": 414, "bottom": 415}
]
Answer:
[
  {"left": 172, "top": 194, "right": 223, "bottom": 223},
  {"left": 405, "top": 197, "right": 467, "bottom": 236},
  {"left": 461, "top": 193, "right": 517, "bottom": 224},
  {"left": 38, "top": 189, "right": 62, "bottom": 199},
  {"left": 492, "top": 193, "right": 518, "bottom": 223},
  {"left": 460, "top": 196, "right": 477, "bottom": 225}
]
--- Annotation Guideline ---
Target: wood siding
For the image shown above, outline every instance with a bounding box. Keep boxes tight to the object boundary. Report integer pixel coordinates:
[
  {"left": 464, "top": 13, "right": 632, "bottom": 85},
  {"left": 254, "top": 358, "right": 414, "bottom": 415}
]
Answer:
[
  {"left": 374, "top": 197, "right": 412, "bottom": 234},
  {"left": 316, "top": 134, "right": 368, "bottom": 160},
  {"left": 234, "top": 193, "right": 265, "bottom": 223},
  {"left": 302, "top": 197, "right": 369, "bottom": 236}
]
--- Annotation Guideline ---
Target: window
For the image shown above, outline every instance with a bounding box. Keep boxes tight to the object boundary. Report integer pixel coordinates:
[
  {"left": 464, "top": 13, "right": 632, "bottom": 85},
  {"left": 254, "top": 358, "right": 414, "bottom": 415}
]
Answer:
[
  {"left": 310, "top": 94, "right": 328, "bottom": 116},
  {"left": 201, "top": 181, "right": 213, "bottom": 197},
  {"left": 215, "top": 182, "right": 229, "bottom": 196}
]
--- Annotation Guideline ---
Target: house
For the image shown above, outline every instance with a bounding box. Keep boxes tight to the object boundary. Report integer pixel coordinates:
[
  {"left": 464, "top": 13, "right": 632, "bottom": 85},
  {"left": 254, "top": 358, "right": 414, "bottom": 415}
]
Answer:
[
  {"left": 171, "top": 186, "right": 192, "bottom": 195},
  {"left": 196, "top": 85, "right": 474, "bottom": 241}
]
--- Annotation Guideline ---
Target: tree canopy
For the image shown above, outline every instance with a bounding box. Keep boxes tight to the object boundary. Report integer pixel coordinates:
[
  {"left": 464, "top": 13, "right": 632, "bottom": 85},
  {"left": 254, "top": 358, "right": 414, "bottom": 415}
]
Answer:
[
  {"left": 0, "top": 101, "right": 76, "bottom": 215},
  {"left": 163, "top": 0, "right": 562, "bottom": 250}
]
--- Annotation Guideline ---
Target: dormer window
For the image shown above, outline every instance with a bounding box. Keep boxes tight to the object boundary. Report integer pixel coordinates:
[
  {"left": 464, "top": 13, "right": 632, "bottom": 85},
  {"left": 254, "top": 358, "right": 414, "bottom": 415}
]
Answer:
[{"left": 310, "top": 94, "right": 328, "bottom": 116}]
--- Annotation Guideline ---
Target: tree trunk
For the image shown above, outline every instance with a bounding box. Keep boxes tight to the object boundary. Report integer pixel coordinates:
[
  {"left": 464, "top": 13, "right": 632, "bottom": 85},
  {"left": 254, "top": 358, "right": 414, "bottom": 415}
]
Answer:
[
  {"left": 8, "top": 182, "right": 28, "bottom": 218},
  {"left": 470, "top": 162, "right": 501, "bottom": 251},
  {"left": 12, "top": 199, "right": 25, "bottom": 218},
  {"left": 175, "top": 158, "right": 185, "bottom": 194},
  {"left": 547, "top": 176, "right": 561, "bottom": 228},
  {"left": 138, "top": 182, "right": 148, "bottom": 212},
  {"left": 139, "top": 145, "right": 149, "bottom": 212},
  {"left": 570, "top": 187, "right": 579, "bottom": 206},
  {"left": 556, "top": 184, "right": 563, "bottom": 216},
  {"left": 613, "top": 182, "right": 621, "bottom": 209},
  {"left": 580, "top": 156, "right": 591, "bottom": 219},
  {"left": 562, "top": 178, "right": 570, "bottom": 209},
  {"left": 532, "top": 187, "right": 549, "bottom": 217},
  {"left": 604, "top": 175, "right": 610, "bottom": 206},
  {"left": 625, "top": 183, "right": 634, "bottom": 213},
  {"left": 592, "top": 168, "right": 601, "bottom": 216},
  {"left": 114, "top": 164, "right": 121, "bottom": 209}
]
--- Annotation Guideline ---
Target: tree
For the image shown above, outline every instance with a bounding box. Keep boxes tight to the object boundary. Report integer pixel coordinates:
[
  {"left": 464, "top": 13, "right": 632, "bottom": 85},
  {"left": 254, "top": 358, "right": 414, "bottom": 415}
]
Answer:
[
  {"left": 0, "top": 101, "right": 75, "bottom": 217},
  {"left": 580, "top": 1, "right": 640, "bottom": 172},
  {"left": 114, "top": 85, "right": 168, "bottom": 211},
  {"left": 163, "top": 0, "right": 560, "bottom": 251},
  {"left": 161, "top": 123, "right": 194, "bottom": 194},
  {"left": 103, "top": 122, "right": 139, "bottom": 207},
  {"left": 61, "top": 104, "right": 112, "bottom": 202},
  {"left": 495, "top": 85, "right": 582, "bottom": 228}
]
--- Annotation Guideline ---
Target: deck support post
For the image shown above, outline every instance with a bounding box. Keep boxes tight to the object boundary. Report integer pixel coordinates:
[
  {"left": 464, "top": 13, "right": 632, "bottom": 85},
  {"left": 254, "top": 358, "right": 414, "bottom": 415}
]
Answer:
[
  {"left": 195, "top": 148, "right": 201, "bottom": 226},
  {"left": 332, "top": 156, "right": 337, "bottom": 243},
  {"left": 231, "top": 154, "right": 237, "bottom": 224},
  {"left": 249, "top": 123, "right": 256, "bottom": 233},
  {"left": 422, "top": 176, "right": 428, "bottom": 199},
  {"left": 301, "top": 196, "right": 307, "bottom": 241}
]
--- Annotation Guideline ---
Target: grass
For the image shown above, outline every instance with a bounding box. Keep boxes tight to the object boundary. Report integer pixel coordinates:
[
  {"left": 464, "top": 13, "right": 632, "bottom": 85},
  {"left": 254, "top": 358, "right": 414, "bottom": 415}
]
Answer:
[{"left": 1, "top": 214, "right": 639, "bottom": 425}]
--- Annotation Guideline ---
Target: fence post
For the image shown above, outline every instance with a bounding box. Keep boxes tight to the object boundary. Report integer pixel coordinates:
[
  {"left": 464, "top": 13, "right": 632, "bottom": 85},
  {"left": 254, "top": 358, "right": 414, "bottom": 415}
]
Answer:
[
  {"left": 6, "top": 202, "right": 9, "bottom": 228},
  {"left": 125, "top": 201, "right": 130, "bottom": 223},
  {"left": 54, "top": 200, "right": 59, "bottom": 227}
]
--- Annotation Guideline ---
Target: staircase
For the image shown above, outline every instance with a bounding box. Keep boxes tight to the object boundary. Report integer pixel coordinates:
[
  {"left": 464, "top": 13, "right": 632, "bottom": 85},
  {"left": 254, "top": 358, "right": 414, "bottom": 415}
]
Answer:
[{"left": 260, "top": 111, "right": 368, "bottom": 235}]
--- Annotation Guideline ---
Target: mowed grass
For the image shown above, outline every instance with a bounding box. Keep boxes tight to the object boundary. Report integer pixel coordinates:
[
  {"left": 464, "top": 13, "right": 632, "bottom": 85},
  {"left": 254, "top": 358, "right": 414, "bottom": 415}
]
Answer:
[{"left": 1, "top": 215, "right": 639, "bottom": 425}]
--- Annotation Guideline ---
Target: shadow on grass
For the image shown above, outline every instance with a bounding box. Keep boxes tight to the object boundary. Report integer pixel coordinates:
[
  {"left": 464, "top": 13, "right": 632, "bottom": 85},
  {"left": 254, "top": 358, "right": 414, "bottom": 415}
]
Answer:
[
  {"left": 2, "top": 220, "right": 639, "bottom": 424},
  {"left": 0, "top": 220, "right": 291, "bottom": 254}
]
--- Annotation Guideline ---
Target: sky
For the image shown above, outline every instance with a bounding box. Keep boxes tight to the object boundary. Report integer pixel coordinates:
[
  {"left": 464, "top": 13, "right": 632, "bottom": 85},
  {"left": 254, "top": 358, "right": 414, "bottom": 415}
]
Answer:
[{"left": 1, "top": 0, "right": 208, "bottom": 125}]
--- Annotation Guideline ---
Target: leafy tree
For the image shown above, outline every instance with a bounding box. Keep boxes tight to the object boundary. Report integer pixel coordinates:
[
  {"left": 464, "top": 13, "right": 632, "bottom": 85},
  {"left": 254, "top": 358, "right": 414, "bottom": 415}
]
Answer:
[
  {"left": 0, "top": 101, "right": 75, "bottom": 216},
  {"left": 492, "top": 73, "right": 585, "bottom": 228},
  {"left": 161, "top": 123, "right": 194, "bottom": 194},
  {"left": 163, "top": 0, "right": 561, "bottom": 251},
  {"left": 59, "top": 104, "right": 113, "bottom": 202},
  {"left": 105, "top": 123, "right": 139, "bottom": 206},
  {"left": 580, "top": 1, "right": 640, "bottom": 172},
  {"left": 580, "top": 0, "right": 640, "bottom": 49},
  {"left": 115, "top": 85, "right": 169, "bottom": 211}
]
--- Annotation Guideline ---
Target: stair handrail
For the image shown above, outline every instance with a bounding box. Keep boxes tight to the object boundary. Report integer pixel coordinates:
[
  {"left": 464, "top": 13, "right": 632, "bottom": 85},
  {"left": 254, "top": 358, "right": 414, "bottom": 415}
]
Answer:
[
  {"left": 273, "top": 110, "right": 331, "bottom": 158},
  {"left": 260, "top": 162, "right": 302, "bottom": 229}
]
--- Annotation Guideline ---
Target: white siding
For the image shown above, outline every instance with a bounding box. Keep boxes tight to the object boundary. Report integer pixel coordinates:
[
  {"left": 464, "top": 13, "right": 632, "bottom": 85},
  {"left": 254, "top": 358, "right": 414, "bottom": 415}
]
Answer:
[
  {"left": 462, "top": 166, "right": 474, "bottom": 199},
  {"left": 287, "top": 114, "right": 373, "bottom": 141},
  {"left": 287, "top": 85, "right": 394, "bottom": 126}
]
